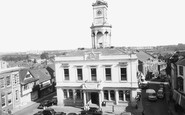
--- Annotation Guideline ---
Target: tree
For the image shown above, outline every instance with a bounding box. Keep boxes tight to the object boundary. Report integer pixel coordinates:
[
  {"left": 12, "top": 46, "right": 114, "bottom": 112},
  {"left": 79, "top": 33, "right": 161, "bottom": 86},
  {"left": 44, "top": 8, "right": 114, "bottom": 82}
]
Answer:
[{"left": 40, "top": 52, "right": 49, "bottom": 59}]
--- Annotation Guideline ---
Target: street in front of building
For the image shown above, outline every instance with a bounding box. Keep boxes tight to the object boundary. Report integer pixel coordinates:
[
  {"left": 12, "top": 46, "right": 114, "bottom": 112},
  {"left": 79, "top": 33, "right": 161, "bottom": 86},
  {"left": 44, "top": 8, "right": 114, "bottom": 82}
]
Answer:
[{"left": 142, "top": 83, "right": 169, "bottom": 115}]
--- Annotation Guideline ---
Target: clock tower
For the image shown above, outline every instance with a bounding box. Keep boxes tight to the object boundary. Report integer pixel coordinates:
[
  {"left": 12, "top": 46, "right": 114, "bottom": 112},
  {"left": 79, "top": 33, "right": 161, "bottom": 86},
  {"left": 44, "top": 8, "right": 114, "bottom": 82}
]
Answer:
[{"left": 91, "top": 0, "right": 112, "bottom": 49}]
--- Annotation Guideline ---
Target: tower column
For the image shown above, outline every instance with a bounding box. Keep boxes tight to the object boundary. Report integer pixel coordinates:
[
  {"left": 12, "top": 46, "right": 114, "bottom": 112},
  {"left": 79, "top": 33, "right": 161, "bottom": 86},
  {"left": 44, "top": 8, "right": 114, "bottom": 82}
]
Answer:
[
  {"left": 94, "top": 31, "right": 98, "bottom": 49},
  {"left": 92, "top": 33, "right": 95, "bottom": 48}
]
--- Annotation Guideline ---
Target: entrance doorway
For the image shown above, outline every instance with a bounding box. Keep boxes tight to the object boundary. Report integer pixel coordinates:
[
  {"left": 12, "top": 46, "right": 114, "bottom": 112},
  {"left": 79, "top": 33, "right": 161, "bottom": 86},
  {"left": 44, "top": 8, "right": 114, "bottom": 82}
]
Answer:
[{"left": 91, "top": 92, "right": 99, "bottom": 105}]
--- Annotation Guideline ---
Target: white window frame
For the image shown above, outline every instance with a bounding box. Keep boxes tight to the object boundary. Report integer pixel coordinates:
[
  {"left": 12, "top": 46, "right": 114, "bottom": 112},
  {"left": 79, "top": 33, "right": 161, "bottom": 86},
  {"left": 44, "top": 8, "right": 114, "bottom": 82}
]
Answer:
[
  {"left": 90, "top": 67, "right": 97, "bottom": 81},
  {"left": 104, "top": 66, "right": 112, "bottom": 81},
  {"left": 76, "top": 67, "right": 83, "bottom": 81},
  {"left": 63, "top": 68, "right": 70, "bottom": 81},
  {"left": 119, "top": 66, "right": 128, "bottom": 81}
]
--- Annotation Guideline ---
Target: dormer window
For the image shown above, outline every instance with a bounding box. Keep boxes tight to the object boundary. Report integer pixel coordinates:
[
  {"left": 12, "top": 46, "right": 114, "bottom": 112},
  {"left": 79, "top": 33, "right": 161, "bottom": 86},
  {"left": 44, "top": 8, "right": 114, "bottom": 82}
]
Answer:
[{"left": 26, "top": 74, "right": 31, "bottom": 79}]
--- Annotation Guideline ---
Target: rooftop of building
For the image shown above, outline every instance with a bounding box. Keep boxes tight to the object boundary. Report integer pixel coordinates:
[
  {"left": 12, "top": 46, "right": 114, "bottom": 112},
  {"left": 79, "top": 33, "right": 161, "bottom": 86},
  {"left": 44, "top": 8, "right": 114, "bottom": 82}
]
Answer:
[
  {"left": 19, "top": 68, "right": 39, "bottom": 85},
  {"left": 135, "top": 50, "right": 155, "bottom": 62},
  {"left": 56, "top": 47, "right": 134, "bottom": 57},
  {"left": 176, "top": 58, "right": 185, "bottom": 66},
  {"left": 29, "top": 68, "right": 52, "bottom": 83}
]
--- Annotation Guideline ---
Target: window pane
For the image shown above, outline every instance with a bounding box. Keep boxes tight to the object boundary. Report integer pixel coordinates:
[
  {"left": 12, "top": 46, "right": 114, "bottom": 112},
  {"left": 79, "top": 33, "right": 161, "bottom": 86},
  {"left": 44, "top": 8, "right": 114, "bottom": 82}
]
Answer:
[
  {"left": 179, "top": 66, "right": 183, "bottom": 76},
  {"left": 91, "top": 68, "right": 97, "bottom": 81},
  {"left": 15, "top": 90, "right": 19, "bottom": 100},
  {"left": 119, "top": 90, "right": 124, "bottom": 101},
  {"left": 64, "top": 69, "right": 69, "bottom": 80},
  {"left": 105, "top": 68, "right": 111, "bottom": 81},
  {"left": 69, "top": 89, "right": 73, "bottom": 99},
  {"left": 76, "top": 90, "right": 81, "bottom": 99},
  {"left": 8, "top": 92, "right": 12, "bottom": 104},
  {"left": 0, "top": 78, "right": 5, "bottom": 88},
  {"left": 63, "top": 89, "right": 67, "bottom": 98},
  {"left": 6, "top": 76, "right": 11, "bottom": 86},
  {"left": 1, "top": 94, "right": 5, "bottom": 107},
  {"left": 121, "top": 68, "right": 127, "bottom": 80},
  {"left": 77, "top": 68, "right": 83, "bottom": 80},
  {"left": 104, "top": 90, "right": 108, "bottom": 100},
  {"left": 110, "top": 90, "right": 115, "bottom": 100}
]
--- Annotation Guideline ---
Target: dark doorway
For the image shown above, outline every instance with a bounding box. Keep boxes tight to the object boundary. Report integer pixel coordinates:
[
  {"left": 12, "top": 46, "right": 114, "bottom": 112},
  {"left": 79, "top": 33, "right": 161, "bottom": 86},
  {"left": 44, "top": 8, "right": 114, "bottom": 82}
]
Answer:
[{"left": 91, "top": 92, "right": 99, "bottom": 105}]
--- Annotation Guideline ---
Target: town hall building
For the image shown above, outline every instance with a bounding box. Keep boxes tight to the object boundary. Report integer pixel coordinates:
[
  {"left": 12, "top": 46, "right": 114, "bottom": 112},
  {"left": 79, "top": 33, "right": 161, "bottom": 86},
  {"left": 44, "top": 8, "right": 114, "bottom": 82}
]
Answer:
[{"left": 55, "top": 0, "right": 139, "bottom": 109}]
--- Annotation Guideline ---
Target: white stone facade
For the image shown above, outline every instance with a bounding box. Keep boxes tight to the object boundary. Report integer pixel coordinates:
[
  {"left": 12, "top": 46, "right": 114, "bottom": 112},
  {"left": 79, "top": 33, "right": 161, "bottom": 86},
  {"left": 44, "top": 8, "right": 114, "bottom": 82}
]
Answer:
[{"left": 55, "top": 49, "right": 138, "bottom": 108}]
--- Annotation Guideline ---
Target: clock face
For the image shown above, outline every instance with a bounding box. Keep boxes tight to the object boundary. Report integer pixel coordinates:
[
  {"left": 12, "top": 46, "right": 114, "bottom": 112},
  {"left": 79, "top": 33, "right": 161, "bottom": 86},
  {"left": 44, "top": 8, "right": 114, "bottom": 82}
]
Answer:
[{"left": 96, "top": 9, "right": 102, "bottom": 16}]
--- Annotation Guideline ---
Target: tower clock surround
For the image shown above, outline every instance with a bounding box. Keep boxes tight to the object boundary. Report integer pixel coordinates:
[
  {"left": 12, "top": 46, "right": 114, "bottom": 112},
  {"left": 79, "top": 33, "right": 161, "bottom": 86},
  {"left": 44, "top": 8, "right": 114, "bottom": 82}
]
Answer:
[{"left": 91, "top": 0, "right": 112, "bottom": 49}]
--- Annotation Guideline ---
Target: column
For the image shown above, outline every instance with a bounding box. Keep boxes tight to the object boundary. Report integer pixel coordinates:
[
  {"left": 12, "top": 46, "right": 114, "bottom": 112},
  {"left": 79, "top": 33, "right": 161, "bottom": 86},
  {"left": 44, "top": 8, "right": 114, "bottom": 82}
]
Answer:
[
  {"left": 123, "top": 91, "right": 126, "bottom": 101},
  {"left": 73, "top": 89, "right": 76, "bottom": 104},
  {"left": 83, "top": 91, "right": 87, "bottom": 108},
  {"left": 57, "top": 88, "right": 64, "bottom": 106},
  {"left": 108, "top": 90, "right": 111, "bottom": 101},
  {"left": 94, "top": 33, "right": 97, "bottom": 49},
  {"left": 115, "top": 90, "right": 119, "bottom": 105},
  {"left": 99, "top": 90, "right": 103, "bottom": 109},
  {"left": 67, "top": 89, "right": 69, "bottom": 98}
]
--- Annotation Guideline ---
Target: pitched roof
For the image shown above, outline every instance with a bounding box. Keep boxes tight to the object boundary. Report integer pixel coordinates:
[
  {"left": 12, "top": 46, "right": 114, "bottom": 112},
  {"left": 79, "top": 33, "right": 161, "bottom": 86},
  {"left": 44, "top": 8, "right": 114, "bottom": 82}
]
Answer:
[
  {"left": 29, "top": 68, "right": 51, "bottom": 83},
  {"left": 136, "top": 50, "right": 154, "bottom": 62},
  {"left": 19, "top": 69, "right": 38, "bottom": 85},
  {"left": 176, "top": 58, "right": 185, "bottom": 66},
  {"left": 58, "top": 48, "right": 128, "bottom": 57}
]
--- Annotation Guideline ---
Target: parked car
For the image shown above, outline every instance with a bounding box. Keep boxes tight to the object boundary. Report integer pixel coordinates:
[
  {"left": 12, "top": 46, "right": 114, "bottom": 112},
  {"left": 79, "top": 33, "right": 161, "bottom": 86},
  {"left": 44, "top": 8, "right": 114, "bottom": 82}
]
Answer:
[
  {"left": 51, "top": 96, "right": 57, "bottom": 105},
  {"left": 146, "top": 89, "right": 157, "bottom": 101},
  {"left": 81, "top": 107, "right": 102, "bottom": 115},
  {"left": 55, "top": 112, "right": 66, "bottom": 115},
  {"left": 42, "top": 108, "right": 56, "bottom": 115},
  {"left": 38, "top": 100, "right": 53, "bottom": 109},
  {"left": 157, "top": 88, "right": 164, "bottom": 99}
]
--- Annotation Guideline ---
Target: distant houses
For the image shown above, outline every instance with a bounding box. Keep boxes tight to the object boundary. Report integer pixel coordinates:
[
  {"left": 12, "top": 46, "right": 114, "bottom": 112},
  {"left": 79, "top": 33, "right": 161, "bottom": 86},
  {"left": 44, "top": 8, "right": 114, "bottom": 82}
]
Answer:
[{"left": 136, "top": 50, "right": 166, "bottom": 81}]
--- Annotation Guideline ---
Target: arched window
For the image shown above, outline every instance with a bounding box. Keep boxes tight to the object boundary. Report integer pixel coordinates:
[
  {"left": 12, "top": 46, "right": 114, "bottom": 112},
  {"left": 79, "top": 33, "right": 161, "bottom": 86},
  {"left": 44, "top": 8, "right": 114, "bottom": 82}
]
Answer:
[
  {"left": 104, "top": 90, "right": 108, "bottom": 100},
  {"left": 63, "top": 89, "right": 67, "bottom": 98},
  {"left": 69, "top": 89, "right": 73, "bottom": 99},
  {"left": 119, "top": 90, "right": 124, "bottom": 101},
  {"left": 76, "top": 90, "right": 81, "bottom": 99},
  {"left": 110, "top": 90, "right": 115, "bottom": 101}
]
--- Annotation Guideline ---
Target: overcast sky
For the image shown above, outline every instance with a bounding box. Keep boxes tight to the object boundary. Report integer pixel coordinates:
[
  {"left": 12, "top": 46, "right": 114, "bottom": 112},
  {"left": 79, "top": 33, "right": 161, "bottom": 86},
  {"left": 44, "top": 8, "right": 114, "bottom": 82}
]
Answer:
[{"left": 0, "top": 0, "right": 185, "bottom": 52}]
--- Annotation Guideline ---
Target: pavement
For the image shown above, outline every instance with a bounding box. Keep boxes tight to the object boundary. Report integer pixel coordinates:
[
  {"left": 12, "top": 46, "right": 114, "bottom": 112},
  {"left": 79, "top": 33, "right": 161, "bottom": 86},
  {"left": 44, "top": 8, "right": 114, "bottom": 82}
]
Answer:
[
  {"left": 12, "top": 92, "right": 143, "bottom": 115},
  {"left": 168, "top": 100, "right": 185, "bottom": 115},
  {"left": 51, "top": 100, "right": 143, "bottom": 115},
  {"left": 12, "top": 92, "right": 56, "bottom": 114}
]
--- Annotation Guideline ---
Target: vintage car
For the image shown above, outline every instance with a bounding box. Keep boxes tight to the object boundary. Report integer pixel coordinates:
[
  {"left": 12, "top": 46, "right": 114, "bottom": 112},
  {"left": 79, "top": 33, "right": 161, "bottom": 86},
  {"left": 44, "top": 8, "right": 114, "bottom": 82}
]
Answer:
[
  {"left": 146, "top": 89, "right": 157, "bottom": 101},
  {"left": 157, "top": 88, "right": 164, "bottom": 99},
  {"left": 37, "top": 100, "right": 53, "bottom": 109}
]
